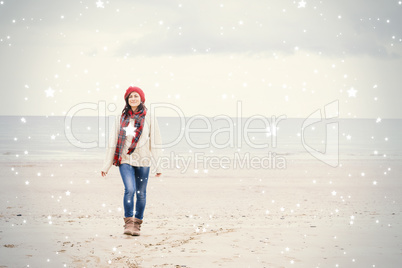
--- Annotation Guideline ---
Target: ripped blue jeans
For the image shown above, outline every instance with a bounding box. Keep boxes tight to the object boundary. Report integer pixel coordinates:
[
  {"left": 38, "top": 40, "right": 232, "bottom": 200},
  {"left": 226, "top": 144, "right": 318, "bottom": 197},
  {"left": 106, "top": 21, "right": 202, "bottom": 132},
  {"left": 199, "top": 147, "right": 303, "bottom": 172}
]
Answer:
[{"left": 118, "top": 164, "right": 150, "bottom": 220}]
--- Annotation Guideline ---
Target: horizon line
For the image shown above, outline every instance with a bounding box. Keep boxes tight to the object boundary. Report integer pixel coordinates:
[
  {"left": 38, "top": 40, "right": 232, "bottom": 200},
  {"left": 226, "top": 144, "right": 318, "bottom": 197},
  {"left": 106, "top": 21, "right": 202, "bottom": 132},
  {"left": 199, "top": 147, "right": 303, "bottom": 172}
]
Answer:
[{"left": 0, "top": 115, "right": 400, "bottom": 120}]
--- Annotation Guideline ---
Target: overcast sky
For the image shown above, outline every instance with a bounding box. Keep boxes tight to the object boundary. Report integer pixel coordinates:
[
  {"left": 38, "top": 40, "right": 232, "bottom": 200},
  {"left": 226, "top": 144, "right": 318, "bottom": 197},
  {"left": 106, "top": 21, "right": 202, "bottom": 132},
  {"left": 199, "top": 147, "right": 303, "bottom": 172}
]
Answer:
[{"left": 0, "top": 0, "right": 401, "bottom": 118}]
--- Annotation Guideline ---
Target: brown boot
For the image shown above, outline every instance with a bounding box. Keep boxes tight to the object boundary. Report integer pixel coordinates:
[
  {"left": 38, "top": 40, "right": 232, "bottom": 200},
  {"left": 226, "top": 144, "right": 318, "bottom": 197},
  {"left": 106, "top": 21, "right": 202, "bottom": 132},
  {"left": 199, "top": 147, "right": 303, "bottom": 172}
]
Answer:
[
  {"left": 132, "top": 218, "right": 143, "bottom": 236},
  {"left": 123, "top": 217, "right": 135, "bottom": 235}
]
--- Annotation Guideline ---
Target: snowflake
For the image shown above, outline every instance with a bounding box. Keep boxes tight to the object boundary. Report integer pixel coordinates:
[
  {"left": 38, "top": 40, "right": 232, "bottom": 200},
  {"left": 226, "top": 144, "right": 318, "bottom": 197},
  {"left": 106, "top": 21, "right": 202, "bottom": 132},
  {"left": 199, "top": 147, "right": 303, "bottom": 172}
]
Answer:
[
  {"left": 123, "top": 122, "right": 137, "bottom": 137},
  {"left": 45, "top": 87, "right": 55, "bottom": 97},
  {"left": 298, "top": 0, "right": 306, "bottom": 8},
  {"left": 347, "top": 87, "right": 357, "bottom": 97},
  {"left": 96, "top": 0, "right": 104, "bottom": 8}
]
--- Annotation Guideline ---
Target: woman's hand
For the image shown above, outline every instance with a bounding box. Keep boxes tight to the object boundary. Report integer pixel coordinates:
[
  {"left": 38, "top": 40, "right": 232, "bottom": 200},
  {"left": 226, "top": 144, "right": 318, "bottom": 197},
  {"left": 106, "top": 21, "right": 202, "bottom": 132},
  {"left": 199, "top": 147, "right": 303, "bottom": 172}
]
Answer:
[
  {"left": 155, "top": 173, "right": 162, "bottom": 177},
  {"left": 101, "top": 171, "right": 107, "bottom": 177}
]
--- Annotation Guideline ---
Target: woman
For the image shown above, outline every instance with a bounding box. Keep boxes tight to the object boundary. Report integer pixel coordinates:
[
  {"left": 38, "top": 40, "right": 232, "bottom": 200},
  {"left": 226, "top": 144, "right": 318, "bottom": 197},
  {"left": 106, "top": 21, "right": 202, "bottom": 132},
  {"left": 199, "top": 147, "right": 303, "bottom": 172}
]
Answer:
[{"left": 101, "top": 86, "right": 162, "bottom": 236}]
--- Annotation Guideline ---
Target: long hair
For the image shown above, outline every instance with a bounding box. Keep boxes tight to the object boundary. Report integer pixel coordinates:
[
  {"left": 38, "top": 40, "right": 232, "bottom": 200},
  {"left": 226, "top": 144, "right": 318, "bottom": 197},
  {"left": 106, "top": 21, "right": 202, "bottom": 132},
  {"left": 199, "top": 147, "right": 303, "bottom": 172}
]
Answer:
[{"left": 121, "top": 97, "right": 146, "bottom": 116}]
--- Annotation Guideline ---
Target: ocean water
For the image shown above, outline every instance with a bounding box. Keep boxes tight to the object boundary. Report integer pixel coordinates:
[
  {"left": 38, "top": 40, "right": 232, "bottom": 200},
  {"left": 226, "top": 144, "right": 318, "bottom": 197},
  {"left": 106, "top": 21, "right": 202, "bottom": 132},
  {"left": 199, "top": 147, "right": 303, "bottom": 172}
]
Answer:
[{"left": 0, "top": 116, "right": 401, "bottom": 163}]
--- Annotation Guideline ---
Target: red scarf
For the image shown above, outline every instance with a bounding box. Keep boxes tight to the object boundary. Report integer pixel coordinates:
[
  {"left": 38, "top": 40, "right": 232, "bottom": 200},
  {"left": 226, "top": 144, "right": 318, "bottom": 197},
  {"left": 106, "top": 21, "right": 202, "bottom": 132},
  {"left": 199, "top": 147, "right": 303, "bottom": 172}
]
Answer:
[{"left": 113, "top": 108, "right": 147, "bottom": 166}]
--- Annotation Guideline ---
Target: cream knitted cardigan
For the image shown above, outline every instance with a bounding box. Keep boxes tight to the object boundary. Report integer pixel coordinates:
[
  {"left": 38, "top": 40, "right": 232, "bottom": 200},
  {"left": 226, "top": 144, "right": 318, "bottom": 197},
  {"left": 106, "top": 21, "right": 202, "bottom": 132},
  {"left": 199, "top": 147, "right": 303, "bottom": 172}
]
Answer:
[{"left": 101, "top": 111, "right": 162, "bottom": 174}]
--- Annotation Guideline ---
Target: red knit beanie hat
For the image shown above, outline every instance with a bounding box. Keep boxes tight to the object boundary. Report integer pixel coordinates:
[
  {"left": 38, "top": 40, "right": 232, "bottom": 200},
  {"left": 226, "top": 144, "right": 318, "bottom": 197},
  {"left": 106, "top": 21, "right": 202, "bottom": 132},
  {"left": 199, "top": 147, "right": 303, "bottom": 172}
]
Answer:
[{"left": 124, "top": 86, "right": 145, "bottom": 103}]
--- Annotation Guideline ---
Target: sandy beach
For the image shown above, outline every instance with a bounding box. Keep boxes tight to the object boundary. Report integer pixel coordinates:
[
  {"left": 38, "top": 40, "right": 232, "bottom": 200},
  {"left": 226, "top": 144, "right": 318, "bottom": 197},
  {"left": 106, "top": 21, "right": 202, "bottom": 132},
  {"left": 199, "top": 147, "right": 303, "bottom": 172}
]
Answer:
[{"left": 1, "top": 157, "right": 401, "bottom": 267}]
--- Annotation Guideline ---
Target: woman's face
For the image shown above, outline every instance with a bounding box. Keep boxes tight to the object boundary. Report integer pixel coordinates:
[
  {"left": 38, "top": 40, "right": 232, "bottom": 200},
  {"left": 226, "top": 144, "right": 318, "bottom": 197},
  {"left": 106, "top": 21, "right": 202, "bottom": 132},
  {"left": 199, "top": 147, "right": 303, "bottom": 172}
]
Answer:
[{"left": 128, "top": 92, "right": 141, "bottom": 108}]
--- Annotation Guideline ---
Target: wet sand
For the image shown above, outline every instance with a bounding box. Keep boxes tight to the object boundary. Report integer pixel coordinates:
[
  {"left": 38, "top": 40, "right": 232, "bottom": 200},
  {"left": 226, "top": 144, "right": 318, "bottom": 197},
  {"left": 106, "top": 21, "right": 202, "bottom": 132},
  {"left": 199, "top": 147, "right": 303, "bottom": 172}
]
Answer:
[{"left": 1, "top": 158, "right": 401, "bottom": 267}]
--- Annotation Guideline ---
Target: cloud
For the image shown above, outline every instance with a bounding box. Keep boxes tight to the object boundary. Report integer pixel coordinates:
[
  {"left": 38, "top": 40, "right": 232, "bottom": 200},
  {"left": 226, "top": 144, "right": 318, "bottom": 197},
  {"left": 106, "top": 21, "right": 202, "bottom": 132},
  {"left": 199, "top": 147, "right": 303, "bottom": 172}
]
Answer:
[
  {"left": 113, "top": 0, "right": 402, "bottom": 58},
  {"left": 2, "top": 0, "right": 400, "bottom": 58}
]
